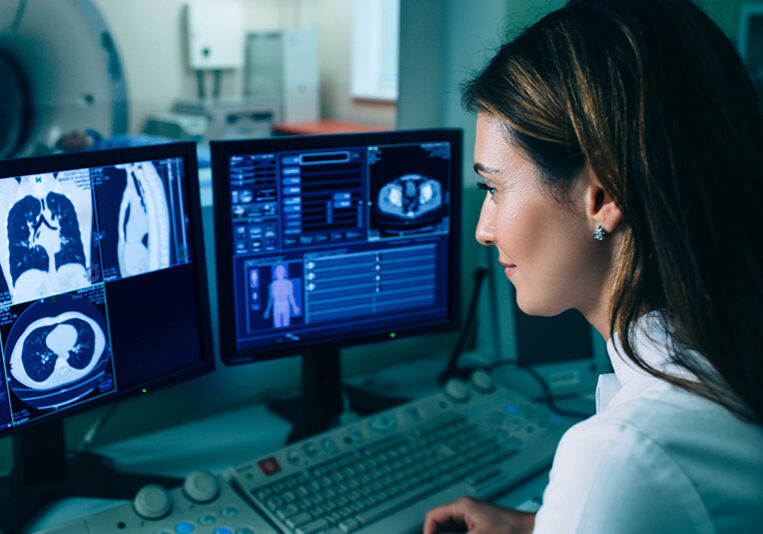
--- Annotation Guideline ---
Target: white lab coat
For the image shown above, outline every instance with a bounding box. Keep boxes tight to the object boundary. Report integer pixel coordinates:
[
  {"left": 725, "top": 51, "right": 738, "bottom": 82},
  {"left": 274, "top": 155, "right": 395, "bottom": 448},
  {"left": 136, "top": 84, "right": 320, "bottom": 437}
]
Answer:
[{"left": 532, "top": 313, "right": 763, "bottom": 533}]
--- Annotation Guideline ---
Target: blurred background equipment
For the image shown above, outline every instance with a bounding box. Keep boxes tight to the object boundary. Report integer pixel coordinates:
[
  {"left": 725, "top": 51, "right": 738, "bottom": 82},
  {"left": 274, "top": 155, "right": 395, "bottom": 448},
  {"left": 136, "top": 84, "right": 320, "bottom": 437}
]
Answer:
[
  {"left": 244, "top": 30, "right": 320, "bottom": 123},
  {"left": 0, "top": 0, "right": 127, "bottom": 158}
]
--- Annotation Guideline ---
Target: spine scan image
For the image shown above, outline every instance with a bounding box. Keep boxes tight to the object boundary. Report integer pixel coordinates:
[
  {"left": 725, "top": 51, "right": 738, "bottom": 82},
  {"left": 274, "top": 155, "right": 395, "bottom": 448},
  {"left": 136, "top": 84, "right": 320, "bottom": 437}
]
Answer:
[
  {"left": 0, "top": 172, "right": 92, "bottom": 305},
  {"left": 116, "top": 162, "right": 170, "bottom": 277}
]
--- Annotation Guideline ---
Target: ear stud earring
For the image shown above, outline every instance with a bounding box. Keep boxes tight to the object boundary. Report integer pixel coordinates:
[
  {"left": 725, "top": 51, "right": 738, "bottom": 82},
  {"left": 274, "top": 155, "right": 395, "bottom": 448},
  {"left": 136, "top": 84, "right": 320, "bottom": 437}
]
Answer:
[{"left": 593, "top": 225, "right": 609, "bottom": 241}]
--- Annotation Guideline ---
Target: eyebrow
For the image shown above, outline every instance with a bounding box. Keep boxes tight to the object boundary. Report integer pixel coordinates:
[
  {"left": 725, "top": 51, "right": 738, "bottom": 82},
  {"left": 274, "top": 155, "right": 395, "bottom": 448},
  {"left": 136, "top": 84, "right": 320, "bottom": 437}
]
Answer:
[{"left": 473, "top": 162, "right": 501, "bottom": 175}]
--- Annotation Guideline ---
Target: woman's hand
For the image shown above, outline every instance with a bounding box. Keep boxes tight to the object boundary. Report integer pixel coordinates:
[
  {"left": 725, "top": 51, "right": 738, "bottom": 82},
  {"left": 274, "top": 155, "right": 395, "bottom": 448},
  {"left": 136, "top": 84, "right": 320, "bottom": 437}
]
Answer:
[{"left": 423, "top": 496, "right": 536, "bottom": 534}]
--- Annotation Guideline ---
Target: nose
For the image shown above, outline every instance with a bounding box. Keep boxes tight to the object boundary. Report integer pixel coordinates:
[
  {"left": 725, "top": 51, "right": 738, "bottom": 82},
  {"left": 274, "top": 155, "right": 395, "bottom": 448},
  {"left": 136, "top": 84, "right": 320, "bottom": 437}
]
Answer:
[{"left": 475, "top": 194, "right": 494, "bottom": 246}]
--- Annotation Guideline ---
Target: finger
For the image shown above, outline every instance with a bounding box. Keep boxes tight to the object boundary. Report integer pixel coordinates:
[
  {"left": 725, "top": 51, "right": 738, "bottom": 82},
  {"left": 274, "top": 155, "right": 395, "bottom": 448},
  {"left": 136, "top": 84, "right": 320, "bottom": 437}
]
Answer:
[{"left": 423, "top": 500, "right": 470, "bottom": 534}]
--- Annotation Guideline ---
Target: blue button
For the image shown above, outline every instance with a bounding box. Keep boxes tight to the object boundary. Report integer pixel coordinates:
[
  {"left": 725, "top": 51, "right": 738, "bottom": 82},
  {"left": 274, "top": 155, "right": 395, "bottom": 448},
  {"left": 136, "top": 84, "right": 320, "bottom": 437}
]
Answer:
[
  {"left": 213, "top": 528, "right": 233, "bottom": 534},
  {"left": 504, "top": 404, "right": 519, "bottom": 414},
  {"left": 175, "top": 522, "right": 195, "bottom": 534},
  {"left": 549, "top": 415, "right": 563, "bottom": 425}
]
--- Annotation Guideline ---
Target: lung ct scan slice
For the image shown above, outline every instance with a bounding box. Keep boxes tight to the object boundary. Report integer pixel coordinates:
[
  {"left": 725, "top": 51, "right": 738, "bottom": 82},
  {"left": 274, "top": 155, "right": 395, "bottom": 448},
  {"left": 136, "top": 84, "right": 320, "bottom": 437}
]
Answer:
[{"left": 5, "top": 292, "right": 112, "bottom": 413}]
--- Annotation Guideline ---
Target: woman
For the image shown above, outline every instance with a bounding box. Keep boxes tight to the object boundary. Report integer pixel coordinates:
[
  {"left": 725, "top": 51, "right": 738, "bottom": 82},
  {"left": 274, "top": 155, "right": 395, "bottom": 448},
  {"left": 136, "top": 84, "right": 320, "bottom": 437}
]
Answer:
[{"left": 424, "top": 1, "right": 763, "bottom": 532}]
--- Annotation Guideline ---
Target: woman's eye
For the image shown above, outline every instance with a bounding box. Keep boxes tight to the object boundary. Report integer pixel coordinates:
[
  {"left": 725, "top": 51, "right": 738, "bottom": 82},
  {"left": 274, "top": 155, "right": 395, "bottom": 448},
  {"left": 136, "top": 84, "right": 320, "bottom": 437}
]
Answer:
[{"left": 477, "top": 181, "right": 497, "bottom": 196}]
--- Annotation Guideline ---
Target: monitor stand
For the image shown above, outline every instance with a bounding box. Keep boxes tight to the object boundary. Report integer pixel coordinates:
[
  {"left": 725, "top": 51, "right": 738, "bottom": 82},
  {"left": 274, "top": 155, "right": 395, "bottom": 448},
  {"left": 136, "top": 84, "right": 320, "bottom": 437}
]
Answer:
[
  {"left": 0, "top": 418, "right": 181, "bottom": 532},
  {"left": 268, "top": 347, "right": 410, "bottom": 443}
]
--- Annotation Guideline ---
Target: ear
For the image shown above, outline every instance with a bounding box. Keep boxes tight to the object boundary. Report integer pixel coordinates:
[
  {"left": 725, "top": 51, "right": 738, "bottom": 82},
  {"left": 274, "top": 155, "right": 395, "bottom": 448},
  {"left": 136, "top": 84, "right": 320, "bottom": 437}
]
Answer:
[{"left": 581, "top": 163, "right": 624, "bottom": 234}]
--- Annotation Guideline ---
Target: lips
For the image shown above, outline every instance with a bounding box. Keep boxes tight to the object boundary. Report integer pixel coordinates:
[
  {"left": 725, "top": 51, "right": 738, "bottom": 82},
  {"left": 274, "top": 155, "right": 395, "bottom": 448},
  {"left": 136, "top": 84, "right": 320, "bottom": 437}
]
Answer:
[{"left": 499, "top": 260, "right": 517, "bottom": 278}]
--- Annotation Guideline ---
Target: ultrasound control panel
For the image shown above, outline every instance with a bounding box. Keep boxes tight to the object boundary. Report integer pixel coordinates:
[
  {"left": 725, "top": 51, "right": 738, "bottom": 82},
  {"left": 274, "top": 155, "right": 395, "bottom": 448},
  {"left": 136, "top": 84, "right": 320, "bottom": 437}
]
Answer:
[
  {"left": 34, "top": 370, "right": 574, "bottom": 534},
  {"left": 35, "top": 472, "right": 278, "bottom": 534}
]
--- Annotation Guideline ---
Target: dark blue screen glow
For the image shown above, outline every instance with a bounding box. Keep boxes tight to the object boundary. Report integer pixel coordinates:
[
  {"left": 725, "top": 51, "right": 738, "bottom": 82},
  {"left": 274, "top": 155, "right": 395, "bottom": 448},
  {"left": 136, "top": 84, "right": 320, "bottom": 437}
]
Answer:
[
  {"left": 223, "top": 136, "right": 458, "bottom": 355},
  {"left": 0, "top": 147, "right": 209, "bottom": 436}
]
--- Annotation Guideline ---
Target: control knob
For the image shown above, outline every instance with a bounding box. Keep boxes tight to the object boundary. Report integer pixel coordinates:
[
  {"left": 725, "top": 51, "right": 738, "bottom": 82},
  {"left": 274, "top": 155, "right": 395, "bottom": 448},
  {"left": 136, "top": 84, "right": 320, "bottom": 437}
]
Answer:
[
  {"left": 444, "top": 378, "right": 470, "bottom": 402},
  {"left": 470, "top": 369, "right": 495, "bottom": 393},
  {"left": 133, "top": 484, "right": 172, "bottom": 519},
  {"left": 183, "top": 470, "right": 220, "bottom": 503}
]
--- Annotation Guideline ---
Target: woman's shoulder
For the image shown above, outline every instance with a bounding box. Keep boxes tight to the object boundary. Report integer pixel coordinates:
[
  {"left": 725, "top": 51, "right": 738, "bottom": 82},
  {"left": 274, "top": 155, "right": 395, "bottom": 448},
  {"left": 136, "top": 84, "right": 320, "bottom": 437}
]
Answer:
[
  {"left": 546, "top": 385, "right": 763, "bottom": 532},
  {"left": 589, "top": 378, "right": 763, "bottom": 453}
]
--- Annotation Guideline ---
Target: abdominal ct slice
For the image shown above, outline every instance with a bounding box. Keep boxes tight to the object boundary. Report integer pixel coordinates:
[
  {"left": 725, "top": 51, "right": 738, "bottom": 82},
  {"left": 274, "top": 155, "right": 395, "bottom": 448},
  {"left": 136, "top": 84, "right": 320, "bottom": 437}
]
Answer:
[
  {"left": 377, "top": 174, "right": 442, "bottom": 219},
  {"left": 116, "top": 162, "right": 170, "bottom": 277}
]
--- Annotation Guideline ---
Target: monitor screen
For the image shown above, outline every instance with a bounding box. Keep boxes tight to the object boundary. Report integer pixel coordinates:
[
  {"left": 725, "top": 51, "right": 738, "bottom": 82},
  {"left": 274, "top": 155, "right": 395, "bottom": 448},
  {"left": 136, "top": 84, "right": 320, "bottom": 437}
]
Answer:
[
  {"left": 0, "top": 142, "right": 213, "bottom": 437},
  {"left": 212, "top": 129, "right": 462, "bottom": 364}
]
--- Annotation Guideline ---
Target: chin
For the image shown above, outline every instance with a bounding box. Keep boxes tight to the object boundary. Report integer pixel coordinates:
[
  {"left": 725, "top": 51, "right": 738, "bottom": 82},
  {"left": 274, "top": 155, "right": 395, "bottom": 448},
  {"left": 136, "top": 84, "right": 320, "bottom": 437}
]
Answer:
[{"left": 515, "top": 294, "right": 568, "bottom": 318}]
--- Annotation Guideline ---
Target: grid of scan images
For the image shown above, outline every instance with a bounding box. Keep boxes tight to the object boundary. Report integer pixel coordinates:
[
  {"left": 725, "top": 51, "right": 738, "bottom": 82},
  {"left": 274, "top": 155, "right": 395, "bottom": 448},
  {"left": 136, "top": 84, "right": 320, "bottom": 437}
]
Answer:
[{"left": 0, "top": 158, "right": 190, "bottom": 431}]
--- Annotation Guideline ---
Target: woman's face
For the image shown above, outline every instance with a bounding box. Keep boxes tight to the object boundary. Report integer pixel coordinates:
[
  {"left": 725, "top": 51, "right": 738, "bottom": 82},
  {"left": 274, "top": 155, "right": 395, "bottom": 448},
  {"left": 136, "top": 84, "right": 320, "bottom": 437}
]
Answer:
[{"left": 474, "top": 113, "right": 610, "bottom": 318}]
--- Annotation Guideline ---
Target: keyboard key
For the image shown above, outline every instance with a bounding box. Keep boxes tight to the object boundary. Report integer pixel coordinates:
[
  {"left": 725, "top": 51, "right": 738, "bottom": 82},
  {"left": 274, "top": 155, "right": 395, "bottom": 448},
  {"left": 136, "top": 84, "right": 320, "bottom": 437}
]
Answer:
[
  {"left": 286, "top": 512, "right": 313, "bottom": 529},
  {"left": 355, "top": 481, "right": 438, "bottom": 526},
  {"left": 295, "top": 518, "right": 330, "bottom": 534},
  {"left": 337, "top": 518, "right": 361, "bottom": 533},
  {"left": 276, "top": 503, "right": 301, "bottom": 520},
  {"left": 466, "top": 467, "right": 502, "bottom": 487}
]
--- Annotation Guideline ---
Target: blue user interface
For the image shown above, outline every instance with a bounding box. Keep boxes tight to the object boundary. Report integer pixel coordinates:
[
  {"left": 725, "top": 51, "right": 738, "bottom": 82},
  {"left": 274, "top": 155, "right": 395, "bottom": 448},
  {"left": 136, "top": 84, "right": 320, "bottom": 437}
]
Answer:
[
  {"left": 224, "top": 136, "right": 458, "bottom": 355},
  {"left": 0, "top": 150, "right": 207, "bottom": 434}
]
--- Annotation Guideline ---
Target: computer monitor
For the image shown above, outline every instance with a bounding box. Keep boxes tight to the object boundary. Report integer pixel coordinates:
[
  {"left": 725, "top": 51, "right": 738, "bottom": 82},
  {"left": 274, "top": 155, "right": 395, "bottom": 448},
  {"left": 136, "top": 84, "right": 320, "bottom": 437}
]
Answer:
[
  {"left": 211, "top": 129, "right": 462, "bottom": 440},
  {"left": 0, "top": 142, "right": 213, "bottom": 525}
]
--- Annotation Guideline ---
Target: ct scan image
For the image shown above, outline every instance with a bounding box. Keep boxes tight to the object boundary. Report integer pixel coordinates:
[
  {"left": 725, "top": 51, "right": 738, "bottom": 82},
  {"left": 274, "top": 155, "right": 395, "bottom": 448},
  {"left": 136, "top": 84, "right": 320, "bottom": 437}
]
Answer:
[
  {"left": 0, "top": 171, "right": 94, "bottom": 306},
  {"left": 367, "top": 144, "right": 451, "bottom": 239},
  {"left": 96, "top": 161, "right": 171, "bottom": 281},
  {"left": 1, "top": 291, "right": 114, "bottom": 420}
]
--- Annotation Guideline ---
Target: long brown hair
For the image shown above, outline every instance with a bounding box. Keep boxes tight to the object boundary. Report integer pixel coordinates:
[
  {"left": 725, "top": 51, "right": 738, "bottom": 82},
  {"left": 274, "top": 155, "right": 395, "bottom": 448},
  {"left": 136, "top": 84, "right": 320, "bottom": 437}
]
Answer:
[{"left": 463, "top": 0, "right": 763, "bottom": 423}]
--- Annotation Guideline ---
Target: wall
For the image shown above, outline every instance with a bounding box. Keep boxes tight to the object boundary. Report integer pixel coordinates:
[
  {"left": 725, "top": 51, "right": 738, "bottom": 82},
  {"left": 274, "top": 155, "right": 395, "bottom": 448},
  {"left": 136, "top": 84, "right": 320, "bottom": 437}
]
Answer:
[
  {"left": 703, "top": 0, "right": 748, "bottom": 42},
  {"left": 91, "top": 0, "right": 302, "bottom": 133},
  {"left": 309, "top": 0, "right": 396, "bottom": 127},
  {"left": 92, "top": 0, "right": 395, "bottom": 133}
]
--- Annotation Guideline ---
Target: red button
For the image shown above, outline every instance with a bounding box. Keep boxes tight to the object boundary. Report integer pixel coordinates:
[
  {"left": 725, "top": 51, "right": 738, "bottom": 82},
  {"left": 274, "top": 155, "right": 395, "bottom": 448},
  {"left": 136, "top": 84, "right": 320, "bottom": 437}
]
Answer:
[{"left": 258, "top": 457, "right": 281, "bottom": 476}]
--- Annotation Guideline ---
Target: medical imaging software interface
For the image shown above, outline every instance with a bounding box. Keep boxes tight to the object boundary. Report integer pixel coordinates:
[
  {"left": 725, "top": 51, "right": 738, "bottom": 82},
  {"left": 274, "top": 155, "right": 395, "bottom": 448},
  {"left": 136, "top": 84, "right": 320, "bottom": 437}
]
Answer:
[
  {"left": 227, "top": 139, "right": 454, "bottom": 352},
  {"left": 0, "top": 157, "right": 195, "bottom": 433}
]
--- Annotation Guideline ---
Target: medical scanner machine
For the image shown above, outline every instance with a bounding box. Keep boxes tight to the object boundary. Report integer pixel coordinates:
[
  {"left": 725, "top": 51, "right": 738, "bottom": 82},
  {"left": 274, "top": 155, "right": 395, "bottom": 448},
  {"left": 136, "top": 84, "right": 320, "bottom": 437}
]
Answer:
[{"left": 0, "top": 0, "right": 127, "bottom": 159}]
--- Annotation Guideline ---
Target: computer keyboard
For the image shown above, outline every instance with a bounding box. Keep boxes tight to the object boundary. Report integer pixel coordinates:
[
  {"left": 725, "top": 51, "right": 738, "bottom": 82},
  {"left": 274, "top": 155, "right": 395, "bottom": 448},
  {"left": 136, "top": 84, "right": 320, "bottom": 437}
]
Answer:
[
  {"left": 225, "top": 370, "right": 576, "bottom": 534},
  {"left": 33, "top": 371, "right": 578, "bottom": 534}
]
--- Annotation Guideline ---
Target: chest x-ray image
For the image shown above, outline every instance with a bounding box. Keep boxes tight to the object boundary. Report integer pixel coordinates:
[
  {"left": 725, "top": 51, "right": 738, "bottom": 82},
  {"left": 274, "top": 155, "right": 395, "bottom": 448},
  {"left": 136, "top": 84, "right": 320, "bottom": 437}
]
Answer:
[
  {"left": 0, "top": 172, "right": 92, "bottom": 305},
  {"left": 116, "top": 162, "right": 170, "bottom": 278}
]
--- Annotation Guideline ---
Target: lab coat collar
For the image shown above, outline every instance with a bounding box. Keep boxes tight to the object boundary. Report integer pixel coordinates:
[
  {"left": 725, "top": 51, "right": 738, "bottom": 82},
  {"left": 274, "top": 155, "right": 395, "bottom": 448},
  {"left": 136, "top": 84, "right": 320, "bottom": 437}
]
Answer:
[{"left": 597, "top": 311, "right": 680, "bottom": 413}]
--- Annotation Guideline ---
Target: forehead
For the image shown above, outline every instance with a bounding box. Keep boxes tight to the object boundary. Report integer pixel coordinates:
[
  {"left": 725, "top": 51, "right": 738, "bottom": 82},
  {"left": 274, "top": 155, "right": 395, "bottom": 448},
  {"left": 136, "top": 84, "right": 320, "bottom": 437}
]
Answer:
[{"left": 474, "top": 113, "right": 537, "bottom": 175}]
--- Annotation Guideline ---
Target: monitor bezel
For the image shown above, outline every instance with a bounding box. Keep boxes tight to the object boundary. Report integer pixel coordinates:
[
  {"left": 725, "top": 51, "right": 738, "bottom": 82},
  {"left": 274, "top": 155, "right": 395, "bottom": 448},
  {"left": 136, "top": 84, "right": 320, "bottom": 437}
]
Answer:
[
  {"left": 0, "top": 142, "right": 215, "bottom": 438},
  {"left": 211, "top": 128, "right": 462, "bottom": 365}
]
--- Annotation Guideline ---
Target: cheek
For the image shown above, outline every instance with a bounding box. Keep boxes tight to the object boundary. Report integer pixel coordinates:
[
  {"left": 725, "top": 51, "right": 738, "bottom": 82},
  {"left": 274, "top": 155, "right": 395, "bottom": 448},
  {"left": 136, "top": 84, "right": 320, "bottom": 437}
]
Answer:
[
  {"left": 492, "top": 195, "right": 542, "bottom": 259},
  {"left": 497, "top": 196, "right": 593, "bottom": 313}
]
